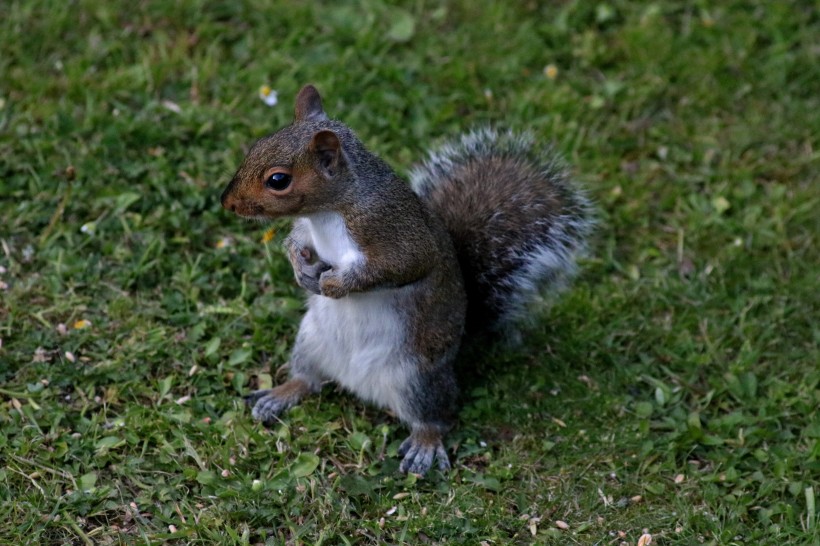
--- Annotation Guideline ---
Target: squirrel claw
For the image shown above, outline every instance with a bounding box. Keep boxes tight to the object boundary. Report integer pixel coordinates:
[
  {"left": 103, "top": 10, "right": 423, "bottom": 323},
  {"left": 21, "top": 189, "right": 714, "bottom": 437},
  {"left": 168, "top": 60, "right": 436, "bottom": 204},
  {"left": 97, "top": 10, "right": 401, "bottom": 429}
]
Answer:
[
  {"left": 243, "top": 388, "right": 291, "bottom": 426},
  {"left": 243, "top": 389, "right": 270, "bottom": 407},
  {"left": 398, "top": 435, "right": 450, "bottom": 475}
]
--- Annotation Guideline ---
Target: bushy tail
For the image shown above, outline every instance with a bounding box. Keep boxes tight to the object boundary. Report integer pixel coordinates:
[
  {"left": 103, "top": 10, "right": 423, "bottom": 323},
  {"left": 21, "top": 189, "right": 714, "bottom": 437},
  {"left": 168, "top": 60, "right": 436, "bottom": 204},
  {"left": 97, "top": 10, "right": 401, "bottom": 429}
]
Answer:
[{"left": 410, "top": 128, "right": 594, "bottom": 334}]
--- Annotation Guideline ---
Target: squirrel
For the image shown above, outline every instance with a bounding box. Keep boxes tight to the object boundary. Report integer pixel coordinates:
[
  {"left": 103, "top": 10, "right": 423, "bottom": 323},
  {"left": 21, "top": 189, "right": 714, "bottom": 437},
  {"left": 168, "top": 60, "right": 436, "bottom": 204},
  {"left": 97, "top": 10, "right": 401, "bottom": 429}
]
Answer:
[{"left": 220, "top": 85, "right": 593, "bottom": 475}]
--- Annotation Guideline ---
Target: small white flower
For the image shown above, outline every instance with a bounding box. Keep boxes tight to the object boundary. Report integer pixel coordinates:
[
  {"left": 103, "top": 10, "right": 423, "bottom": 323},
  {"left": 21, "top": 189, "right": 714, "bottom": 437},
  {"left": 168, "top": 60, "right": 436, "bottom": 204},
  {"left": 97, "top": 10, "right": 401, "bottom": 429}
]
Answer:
[
  {"left": 259, "top": 85, "right": 278, "bottom": 107},
  {"left": 80, "top": 222, "right": 96, "bottom": 235}
]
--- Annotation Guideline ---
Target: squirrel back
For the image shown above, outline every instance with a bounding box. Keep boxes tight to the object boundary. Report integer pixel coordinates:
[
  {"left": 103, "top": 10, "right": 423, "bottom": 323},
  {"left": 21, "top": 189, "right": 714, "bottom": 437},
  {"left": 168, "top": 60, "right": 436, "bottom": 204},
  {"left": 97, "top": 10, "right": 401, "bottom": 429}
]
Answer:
[{"left": 410, "top": 128, "right": 594, "bottom": 335}]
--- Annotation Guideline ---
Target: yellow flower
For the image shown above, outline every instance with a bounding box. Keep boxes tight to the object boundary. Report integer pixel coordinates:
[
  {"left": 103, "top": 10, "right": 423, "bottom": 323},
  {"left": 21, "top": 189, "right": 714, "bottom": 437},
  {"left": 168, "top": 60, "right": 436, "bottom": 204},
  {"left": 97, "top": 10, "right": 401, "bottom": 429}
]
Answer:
[
  {"left": 215, "top": 236, "right": 233, "bottom": 249},
  {"left": 73, "top": 319, "right": 92, "bottom": 330},
  {"left": 544, "top": 64, "right": 559, "bottom": 80},
  {"left": 261, "top": 228, "right": 276, "bottom": 244}
]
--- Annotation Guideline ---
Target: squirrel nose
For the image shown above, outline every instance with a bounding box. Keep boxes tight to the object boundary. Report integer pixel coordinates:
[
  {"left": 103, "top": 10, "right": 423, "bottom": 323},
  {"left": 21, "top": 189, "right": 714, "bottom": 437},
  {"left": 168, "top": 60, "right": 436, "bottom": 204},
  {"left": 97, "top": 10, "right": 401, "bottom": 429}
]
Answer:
[{"left": 221, "top": 189, "right": 237, "bottom": 212}]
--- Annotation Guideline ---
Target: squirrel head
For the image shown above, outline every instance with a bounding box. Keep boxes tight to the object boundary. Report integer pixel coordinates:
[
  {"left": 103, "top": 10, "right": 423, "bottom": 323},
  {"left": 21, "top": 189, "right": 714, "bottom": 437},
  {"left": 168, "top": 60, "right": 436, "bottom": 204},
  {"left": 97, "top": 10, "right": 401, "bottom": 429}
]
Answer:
[{"left": 221, "top": 85, "right": 354, "bottom": 219}]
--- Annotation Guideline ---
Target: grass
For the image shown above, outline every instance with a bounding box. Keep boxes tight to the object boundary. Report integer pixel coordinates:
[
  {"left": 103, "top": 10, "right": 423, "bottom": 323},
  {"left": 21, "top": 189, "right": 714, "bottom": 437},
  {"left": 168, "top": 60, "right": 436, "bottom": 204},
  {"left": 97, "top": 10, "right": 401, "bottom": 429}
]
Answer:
[{"left": 1, "top": 0, "right": 818, "bottom": 544}]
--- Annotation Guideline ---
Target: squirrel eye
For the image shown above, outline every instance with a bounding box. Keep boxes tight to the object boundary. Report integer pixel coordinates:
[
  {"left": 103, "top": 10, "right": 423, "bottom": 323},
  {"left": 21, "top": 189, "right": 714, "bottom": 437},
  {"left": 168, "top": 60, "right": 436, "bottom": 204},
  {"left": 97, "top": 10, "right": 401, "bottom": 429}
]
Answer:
[{"left": 265, "top": 172, "right": 292, "bottom": 191}]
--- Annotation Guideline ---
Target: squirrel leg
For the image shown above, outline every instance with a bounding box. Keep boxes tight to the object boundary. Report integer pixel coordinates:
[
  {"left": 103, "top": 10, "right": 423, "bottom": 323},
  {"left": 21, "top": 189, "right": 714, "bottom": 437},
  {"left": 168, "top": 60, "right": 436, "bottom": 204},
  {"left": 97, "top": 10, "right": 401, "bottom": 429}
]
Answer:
[
  {"left": 395, "top": 367, "right": 458, "bottom": 474},
  {"left": 245, "top": 377, "right": 316, "bottom": 426},
  {"left": 398, "top": 423, "right": 451, "bottom": 474}
]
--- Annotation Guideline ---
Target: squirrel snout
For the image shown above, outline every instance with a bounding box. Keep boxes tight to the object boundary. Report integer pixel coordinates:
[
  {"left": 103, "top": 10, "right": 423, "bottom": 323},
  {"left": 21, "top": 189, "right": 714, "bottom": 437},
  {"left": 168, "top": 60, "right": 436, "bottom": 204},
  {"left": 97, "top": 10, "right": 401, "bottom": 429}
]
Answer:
[{"left": 221, "top": 188, "right": 237, "bottom": 212}]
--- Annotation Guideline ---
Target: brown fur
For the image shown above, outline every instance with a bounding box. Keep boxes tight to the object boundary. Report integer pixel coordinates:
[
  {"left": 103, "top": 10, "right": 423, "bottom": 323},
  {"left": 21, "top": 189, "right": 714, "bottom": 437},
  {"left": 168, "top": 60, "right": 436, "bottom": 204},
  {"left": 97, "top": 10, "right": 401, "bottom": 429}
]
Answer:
[{"left": 270, "top": 378, "right": 313, "bottom": 402}]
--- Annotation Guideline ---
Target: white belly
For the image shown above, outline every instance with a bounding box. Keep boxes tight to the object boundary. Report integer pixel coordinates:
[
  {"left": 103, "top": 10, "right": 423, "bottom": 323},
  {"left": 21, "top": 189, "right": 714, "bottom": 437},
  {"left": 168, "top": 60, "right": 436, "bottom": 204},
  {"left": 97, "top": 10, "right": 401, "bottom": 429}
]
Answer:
[{"left": 300, "top": 289, "right": 415, "bottom": 420}]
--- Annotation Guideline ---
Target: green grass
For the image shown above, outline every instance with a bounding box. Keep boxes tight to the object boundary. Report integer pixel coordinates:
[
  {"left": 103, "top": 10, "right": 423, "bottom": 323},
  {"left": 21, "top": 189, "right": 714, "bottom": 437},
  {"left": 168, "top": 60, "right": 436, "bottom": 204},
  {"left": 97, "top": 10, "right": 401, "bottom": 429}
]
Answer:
[{"left": 1, "top": 0, "right": 818, "bottom": 544}]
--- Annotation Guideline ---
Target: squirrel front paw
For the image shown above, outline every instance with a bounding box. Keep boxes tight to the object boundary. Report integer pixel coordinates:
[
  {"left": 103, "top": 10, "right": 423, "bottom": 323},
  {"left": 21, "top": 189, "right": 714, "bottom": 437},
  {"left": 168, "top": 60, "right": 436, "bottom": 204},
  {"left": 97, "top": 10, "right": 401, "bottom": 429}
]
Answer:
[
  {"left": 292, "top": 247, "right": 331, "bottom": 295},
  {"left": 398, "top": 428, "right": 451, "bottom": 475},
  {"left": 319, "top": 269, "right": 350, "bottom": 299}
]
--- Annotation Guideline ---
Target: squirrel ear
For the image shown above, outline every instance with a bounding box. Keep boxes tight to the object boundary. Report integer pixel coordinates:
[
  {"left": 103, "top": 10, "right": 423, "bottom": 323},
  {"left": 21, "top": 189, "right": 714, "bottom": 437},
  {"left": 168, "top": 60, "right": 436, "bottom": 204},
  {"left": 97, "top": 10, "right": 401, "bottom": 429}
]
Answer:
[
  {"left": 294, "top": 85, "right": 328, "bottom": 122},
  {"left": 310, "top": 130, "right": 343, "bottom": 174}
]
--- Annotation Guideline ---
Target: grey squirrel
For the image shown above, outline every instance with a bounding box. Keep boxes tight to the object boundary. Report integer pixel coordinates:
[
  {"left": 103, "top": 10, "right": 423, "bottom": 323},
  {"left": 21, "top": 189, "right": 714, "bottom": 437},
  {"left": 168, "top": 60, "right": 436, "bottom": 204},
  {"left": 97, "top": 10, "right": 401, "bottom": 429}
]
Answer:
[{"left": 220, "top": 85, "right": 593, "bottom": 475}]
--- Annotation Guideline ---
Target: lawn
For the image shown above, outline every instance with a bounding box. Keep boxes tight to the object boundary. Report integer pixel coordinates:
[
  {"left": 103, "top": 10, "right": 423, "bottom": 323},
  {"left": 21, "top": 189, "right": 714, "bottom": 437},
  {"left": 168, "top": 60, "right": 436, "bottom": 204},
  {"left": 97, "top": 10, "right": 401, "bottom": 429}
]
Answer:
[{"left": 1, "top": 0, "right": 818, "bottom": 544}]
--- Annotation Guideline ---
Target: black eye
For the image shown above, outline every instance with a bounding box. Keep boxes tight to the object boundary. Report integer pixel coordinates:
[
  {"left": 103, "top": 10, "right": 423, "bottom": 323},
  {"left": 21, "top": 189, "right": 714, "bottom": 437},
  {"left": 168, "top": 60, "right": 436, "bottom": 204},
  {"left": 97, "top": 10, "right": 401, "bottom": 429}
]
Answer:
[{"left": 265, "top": 172, "right": 292, "bottom": 191}]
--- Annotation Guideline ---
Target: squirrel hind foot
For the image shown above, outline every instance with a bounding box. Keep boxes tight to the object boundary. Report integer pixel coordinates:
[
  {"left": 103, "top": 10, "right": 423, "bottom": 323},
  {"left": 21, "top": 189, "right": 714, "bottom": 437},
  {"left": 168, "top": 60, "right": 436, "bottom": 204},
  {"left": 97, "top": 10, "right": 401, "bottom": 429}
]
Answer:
[
  {"left": 250, "top": 392, "right": 290, "bottom": 426},
  {"left": 398, "top": 427, "right": 451, "bottom": 475},
  {"left": 247, "top": 379, "right": 314, "bottom": 425}
]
